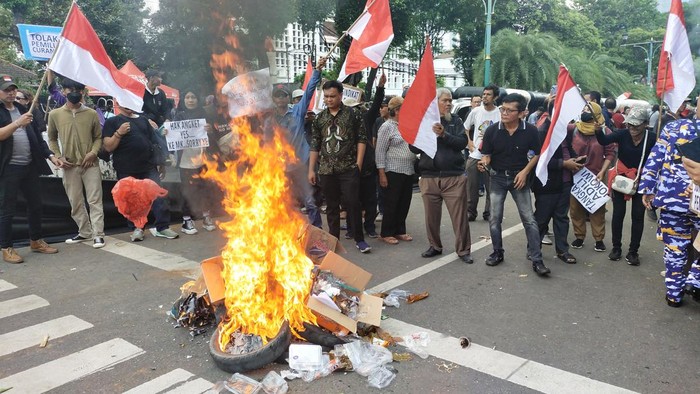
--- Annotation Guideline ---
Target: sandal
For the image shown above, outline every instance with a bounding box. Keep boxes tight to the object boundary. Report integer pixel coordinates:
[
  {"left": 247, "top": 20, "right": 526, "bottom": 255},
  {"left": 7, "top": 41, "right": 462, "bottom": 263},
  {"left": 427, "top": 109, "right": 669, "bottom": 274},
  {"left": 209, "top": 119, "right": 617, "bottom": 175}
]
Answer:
[
  {"left": 381, "top": 236, "right": 399, "bottom": 245},
  {"left": 395, "top": 234, "right": 413, "bottom": 241},
  {"left": 557, "top": 252, "right": 577, "bottom": 264}
]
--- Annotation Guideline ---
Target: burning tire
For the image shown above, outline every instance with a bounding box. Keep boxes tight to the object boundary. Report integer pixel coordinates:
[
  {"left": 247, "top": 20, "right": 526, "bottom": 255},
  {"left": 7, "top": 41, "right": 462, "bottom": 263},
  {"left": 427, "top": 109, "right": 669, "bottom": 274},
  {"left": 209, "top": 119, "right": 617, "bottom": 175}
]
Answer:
[
  {"left": 209, "top": 322, "right": 292, "bottom": 373},
  {"left": 298, "top": 322, "right": 347, "bottom": 348}
]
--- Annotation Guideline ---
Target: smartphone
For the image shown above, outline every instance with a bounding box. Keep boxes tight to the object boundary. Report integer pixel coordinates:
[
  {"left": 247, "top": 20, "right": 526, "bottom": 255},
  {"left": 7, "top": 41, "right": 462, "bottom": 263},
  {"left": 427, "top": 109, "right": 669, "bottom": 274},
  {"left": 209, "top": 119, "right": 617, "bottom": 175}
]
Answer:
[
  {"left": 676, "top": 140, "right": 700, "bottom": 162},
  {"left": 575, "top": 156, "right": 587, "bottom": 164}
]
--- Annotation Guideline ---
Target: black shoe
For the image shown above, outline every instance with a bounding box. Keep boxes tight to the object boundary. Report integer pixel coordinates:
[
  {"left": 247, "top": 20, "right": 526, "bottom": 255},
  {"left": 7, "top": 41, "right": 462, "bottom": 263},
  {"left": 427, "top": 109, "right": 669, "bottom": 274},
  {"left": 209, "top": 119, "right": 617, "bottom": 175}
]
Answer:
[
  {"left": 460, "top": 254, "right": 474, "bottom": 264},
  {"left": 482, "top": 212, "right": 490, "bottom": 221},
  {"left": 485, "top": 250, "right": 504, "bottom": 266},
  {"left": 468, "top": 215, "right": 476, "bottom": 222},
  {"left": 685, "top": 286, "right": 700, "bottom": 302},
  {"left": 570, "top": 239, "right": 584, "bottom": 249},
  {"left": 594, "top": 241, "right": 606, "bottom": 252},
  {"left": 532, "top": 261, "right": 551, "bottom": 276},
  {"left": 421, "top": 246, "right": 442, "bottom": 258},
  {"left": 646, "top": 209, "right": 658, "bottom": 221},
  {"left": 65, "top": 235, "right": 89, "bottom": 244},
  {"left": 625, "top": 252, "right": 640, "bottom": 266},
  {"left": 608, "top": 248, "right": 622, "bottom": 261},
  {"left": 666, "top": 296, "right": 683, "bottom": 308}
]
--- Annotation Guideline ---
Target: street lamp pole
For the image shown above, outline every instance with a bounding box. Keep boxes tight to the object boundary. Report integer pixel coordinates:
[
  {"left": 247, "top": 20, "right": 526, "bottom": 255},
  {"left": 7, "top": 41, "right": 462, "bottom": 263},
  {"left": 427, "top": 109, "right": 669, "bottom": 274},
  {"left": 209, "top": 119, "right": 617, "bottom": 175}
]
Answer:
[
  {"left": 621, "top": 39, "right": 662, "bottom": 87},
  {"left": 482, "top": 0, "right": 496, "bottom": 85}
]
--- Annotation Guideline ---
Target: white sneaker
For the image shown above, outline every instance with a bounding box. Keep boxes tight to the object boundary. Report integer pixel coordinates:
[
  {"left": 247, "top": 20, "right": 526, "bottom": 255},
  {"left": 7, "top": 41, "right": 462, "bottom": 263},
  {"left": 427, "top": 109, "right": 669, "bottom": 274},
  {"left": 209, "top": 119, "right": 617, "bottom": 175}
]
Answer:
[
  {"left": 375, "top": 213, "right": 383, "bottom": 222},
  {"left": 130, "top": 228, "right": 144, "bottom": 242},
  {"left": 93, "top": 237, "right": 105, "bottom": 248},
  {"left": 202, "top": 216, "right": 216, "bottom": 232},
  {"left": 181, "top": 219, "right": 198, "bottom": 235},
  {"left": 541, "top": 235, "right": 553, "bottom": 245}
]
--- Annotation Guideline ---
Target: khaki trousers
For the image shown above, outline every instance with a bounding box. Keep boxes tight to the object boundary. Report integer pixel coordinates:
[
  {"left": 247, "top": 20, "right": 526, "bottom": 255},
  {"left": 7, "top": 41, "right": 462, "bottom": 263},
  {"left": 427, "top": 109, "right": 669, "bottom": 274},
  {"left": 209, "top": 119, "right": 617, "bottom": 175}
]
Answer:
[
  {"left": 419, "top": 175, "right": 471, "bottom": 256},
  {"left": 569, "top": 195, "right": 605, "bottom": 241},
  {"left": 62, "top": 165, "right": 104, "bottom": 238}
]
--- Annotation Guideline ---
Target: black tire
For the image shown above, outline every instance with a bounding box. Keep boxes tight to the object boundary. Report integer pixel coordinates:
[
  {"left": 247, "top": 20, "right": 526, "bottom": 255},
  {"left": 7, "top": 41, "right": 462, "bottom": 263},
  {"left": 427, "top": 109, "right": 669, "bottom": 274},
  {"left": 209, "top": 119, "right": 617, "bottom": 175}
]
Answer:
[
  {"left": 298, "top": 322, "right": 347, "bottom": 348},
  {"left": 209, "top": 322, "right": 292, "bottom": 373}
]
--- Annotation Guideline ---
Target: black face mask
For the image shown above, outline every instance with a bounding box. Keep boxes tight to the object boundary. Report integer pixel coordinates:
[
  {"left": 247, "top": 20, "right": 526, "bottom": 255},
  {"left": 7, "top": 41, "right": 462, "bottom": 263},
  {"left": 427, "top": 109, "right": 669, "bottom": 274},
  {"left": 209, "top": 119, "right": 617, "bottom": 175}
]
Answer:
[
  {"left": 580, "top": 112, "right": 594, "bottom": 122},
  {"left": 66, "top": 92, "right": 82, "bottom": 104}
]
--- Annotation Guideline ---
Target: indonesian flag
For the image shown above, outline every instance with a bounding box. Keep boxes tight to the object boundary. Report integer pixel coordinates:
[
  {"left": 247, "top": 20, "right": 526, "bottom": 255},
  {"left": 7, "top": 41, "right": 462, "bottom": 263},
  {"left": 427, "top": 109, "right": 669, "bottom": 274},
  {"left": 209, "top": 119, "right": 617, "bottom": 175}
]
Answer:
[
  {"left": 535, "top": 65, "right": 585, "bottom": 186},
  {"left": 656, "top": 0, "right": 695, "bottom": 113},
  {"left": 49, "top": 3, "right": 144, "bottom": 111},
  {"left": 337, "top": 0, "right": 394, "bottom": 82},
  {"left": 398, "top": 39, "right": 438, "bottom": 159},
  {"left": 301, "top": 57, "right": 316, "bottom": 111}
]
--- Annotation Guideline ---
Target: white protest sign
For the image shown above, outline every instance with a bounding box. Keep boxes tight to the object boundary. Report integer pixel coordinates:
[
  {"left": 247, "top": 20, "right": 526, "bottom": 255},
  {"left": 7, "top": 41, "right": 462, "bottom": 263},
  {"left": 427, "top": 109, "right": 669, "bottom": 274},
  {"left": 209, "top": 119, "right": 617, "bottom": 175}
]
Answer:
[
  {"left": 313, "top": 84, "right": 364, "bottom": 112},
  {"left": 572, "top": 167, "right": 610, "bottom": 213},
  {"left": 691, "top": 183, "right": 700, "bottom": 215},
  {"left": 17, "top": 24, "right": 62, "bottom": 61},
  {"left": 163, "top": 118, "right": 209, "bottom": 151},
  {"left": 221, "top": 68, "right": 274, "bottom": 118}
]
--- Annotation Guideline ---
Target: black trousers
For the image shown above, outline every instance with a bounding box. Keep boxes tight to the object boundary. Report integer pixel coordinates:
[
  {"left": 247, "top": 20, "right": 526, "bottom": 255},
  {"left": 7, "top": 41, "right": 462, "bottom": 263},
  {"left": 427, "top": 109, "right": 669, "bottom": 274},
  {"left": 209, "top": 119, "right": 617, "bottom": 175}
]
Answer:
[
  {"left": 348, "top": 172, "right": 378, "bottom": 236},
  {"left": 534, "top": 182, "right": 572, "bottom": 255},
  {"left": 611, "top": 190, "right": 645, "bottom": 253},
  {"left": 380, "top": 172, "right": 413, "bottom": 237},
  {"left": 320, "top": 169, "right": 364, "bottom": 242}
]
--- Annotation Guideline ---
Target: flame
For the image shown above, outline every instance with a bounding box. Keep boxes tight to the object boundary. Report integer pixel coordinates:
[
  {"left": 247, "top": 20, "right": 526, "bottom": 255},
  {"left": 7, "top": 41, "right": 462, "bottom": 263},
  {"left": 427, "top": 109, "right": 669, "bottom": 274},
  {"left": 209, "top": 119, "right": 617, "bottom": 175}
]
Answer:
[{"left": 203, "top": 20, "right": 316, "bottom": 350}]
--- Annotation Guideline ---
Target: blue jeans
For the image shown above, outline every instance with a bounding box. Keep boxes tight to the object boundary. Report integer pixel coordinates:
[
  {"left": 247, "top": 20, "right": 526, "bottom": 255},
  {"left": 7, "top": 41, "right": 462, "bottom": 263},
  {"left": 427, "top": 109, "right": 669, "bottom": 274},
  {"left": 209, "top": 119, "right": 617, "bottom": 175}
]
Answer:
[
  {"left": 116, "top": 168, "right": 170, "bottom": 231},
  {"left": 489, "top": 172, "right": 542, "bottom": 262},
  {"left": 289, "top": 164, "right": 322, "bottom": 228},
  {"left": 0, "top": 164, "right": 43, "bottom": 248}
]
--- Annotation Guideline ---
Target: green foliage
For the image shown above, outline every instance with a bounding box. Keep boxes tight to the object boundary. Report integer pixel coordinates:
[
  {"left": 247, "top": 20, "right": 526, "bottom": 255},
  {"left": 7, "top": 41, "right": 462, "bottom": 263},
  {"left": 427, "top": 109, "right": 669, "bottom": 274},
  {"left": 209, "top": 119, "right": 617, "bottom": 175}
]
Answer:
[{"left": 572, "top": 0, "right": 664, "bottom": 45}]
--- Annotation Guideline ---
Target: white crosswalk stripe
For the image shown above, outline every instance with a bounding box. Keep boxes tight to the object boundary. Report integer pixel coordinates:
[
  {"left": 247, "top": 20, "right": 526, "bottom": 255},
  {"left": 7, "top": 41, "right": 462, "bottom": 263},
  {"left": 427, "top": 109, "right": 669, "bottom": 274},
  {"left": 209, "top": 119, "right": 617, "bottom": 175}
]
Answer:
[
  {"left": 0, "top": 294, "right": 49, "bottom": 319},
  {"left": 0, "top": 315, "right": 93, "bottom": 357},
  {"left": 0, "top": 279, "right": 17, "bottom": 293},
  {"left": 0, "top": 338, "right": 144, "bottom": 392},
  {"left": 163, "top": 378, "right": 215, "bottom": 394},
  {"left": 122, "top": 368, "right": 195, "bottom": 394}
]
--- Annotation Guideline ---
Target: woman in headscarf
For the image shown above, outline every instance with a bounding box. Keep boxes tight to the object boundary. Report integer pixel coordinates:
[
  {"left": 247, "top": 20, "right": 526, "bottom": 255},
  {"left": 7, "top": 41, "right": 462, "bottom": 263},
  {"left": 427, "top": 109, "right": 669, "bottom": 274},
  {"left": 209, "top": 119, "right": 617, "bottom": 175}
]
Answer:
[
  {"left": 172, "top": 90, "right": 219, "bottom": 235},
  {"left": 568, "top": 102, "right": 617, "bottom": 253}
]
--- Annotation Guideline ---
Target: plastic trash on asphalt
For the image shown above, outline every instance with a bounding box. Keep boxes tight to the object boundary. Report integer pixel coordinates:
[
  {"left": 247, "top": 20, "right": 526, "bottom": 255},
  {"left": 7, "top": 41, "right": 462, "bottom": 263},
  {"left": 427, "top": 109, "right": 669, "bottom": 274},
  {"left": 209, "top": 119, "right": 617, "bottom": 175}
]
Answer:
[
  {"left": 260, "top": 371, "right": 288, "bottom": 394},
  {"left": 383, "top": 289, "right": 410, "bottom": 308},
  {"left": 206, "top": 373, "right": 261, "bottom": 394},
  {"left": 343, "top": 340, "right": 393, "bottom": 377},
  {"left": 288, "top": 344, "right": 323, "bottom": 371},
  {"left": 368, "top": 365, "right": 397, "bottom": 389},
  {"left": 402, "top": 332, "right": 430, "bottom": 359}
]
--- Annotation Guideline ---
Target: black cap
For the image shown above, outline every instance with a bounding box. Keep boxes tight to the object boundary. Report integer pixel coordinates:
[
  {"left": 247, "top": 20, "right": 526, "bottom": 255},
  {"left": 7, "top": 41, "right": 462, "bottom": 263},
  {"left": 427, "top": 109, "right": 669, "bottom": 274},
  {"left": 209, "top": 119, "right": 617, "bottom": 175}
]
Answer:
[
  {"left": 0, "top": 75, "right": 18, "bottom": 91},
  {"left": 272, "top": 84, "right": 290, "bottom": 97}
]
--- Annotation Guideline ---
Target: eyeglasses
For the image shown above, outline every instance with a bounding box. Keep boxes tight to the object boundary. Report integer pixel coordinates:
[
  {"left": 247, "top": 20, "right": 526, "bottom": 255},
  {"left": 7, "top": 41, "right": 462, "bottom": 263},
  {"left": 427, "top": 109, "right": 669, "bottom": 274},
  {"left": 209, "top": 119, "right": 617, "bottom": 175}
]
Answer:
[
  {"left": 16, "top": 96, "right": 27, "bottom": 100},
  {"left": 499, "top": 107, "right": 521, "bottom": 114}
]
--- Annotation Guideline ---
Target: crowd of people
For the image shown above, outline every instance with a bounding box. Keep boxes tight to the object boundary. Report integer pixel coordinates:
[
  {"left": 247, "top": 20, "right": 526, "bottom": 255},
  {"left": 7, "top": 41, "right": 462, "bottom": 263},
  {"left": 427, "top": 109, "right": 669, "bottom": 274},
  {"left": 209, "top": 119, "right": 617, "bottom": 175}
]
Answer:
[{"left": 2, "top": 64, "right": 700, "bottom": 307}]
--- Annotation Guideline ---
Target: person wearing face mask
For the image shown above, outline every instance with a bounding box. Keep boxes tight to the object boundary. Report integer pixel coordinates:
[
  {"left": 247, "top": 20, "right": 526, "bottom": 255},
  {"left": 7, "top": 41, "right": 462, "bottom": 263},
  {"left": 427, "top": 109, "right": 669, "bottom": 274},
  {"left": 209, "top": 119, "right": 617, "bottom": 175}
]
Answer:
[
  {"left": 595, "top": 107, "right": 656, "bottom": 265},
  {"left": 47, "top": 78, "right": 106, "bottom": 249},
  {"left": 172, "top": 90, "right": 218, "bottom": 235},
  {"left": 568, "top": 101, "right": 617, "bottom": 253}
]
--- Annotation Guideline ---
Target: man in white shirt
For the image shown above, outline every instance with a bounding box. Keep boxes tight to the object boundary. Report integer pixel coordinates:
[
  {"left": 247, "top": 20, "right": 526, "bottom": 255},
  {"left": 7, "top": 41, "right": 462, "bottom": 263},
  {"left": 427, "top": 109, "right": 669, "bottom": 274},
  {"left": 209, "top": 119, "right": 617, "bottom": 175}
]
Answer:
[{"left": 463, "top": 85, "right": 501, "bottom": 221}]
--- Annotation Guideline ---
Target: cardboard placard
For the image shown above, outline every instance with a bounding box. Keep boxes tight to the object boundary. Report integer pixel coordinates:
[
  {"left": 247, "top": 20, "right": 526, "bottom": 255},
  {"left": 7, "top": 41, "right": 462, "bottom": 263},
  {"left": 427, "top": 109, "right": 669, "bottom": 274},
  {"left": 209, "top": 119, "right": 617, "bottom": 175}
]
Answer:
[
  {"left": 163, "top": 118, "right": 209, "bottom": 151},
  {"left": 572, "top": 167, "right": 610, "bottom": 213},
  {"left": 17, "top": 24, "right": 62, "bottom": 61},
  {"left": 690, "top": 183, "right": 700, "bottom": 215}
]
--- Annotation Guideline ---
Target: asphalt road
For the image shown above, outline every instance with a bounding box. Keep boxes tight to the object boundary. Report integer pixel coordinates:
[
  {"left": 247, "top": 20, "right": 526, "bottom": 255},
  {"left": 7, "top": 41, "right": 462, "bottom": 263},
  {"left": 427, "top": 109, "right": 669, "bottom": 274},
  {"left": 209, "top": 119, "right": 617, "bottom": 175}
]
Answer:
[{"left": 1, "top": 192, "right": 699, "bottom": 393}]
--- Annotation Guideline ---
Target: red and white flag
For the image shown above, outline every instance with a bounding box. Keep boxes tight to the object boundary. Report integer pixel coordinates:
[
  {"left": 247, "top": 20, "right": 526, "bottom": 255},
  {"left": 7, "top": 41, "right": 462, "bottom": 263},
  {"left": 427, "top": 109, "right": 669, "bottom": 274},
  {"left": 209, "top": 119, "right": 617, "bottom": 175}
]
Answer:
[
  {"left": 337, "top": 0, "right": 394, "bottom": 82},
  {"left": 535, "top": 65, "right": 585, "bottom": 186},
  {"left": 301, "top": 57, "right": 316, "bottom": 111},
  {"left": 49, "top": 3, "right": 144, "bottom": 111},
  {"left": 657, "top": 0, "right": 695, "bottom": 113},
  {"left": 398, "top": 39, "right": 438, "bottom": 159}
]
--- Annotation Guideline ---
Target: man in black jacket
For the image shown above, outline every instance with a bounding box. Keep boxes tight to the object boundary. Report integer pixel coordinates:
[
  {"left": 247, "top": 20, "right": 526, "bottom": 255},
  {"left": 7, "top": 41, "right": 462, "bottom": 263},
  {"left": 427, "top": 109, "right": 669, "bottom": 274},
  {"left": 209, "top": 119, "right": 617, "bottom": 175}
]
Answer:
[
  {"left": 411, "top": 88, "right": 472, "bottom": 264},
  {"left": 0, "top": 75, "right": 63, "bottom": 264}
]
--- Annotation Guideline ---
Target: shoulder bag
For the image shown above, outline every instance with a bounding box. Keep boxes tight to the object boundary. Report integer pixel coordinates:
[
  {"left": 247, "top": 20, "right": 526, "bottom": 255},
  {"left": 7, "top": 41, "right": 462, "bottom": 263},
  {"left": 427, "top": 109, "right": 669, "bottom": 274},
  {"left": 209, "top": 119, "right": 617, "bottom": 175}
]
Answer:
[{"left": 611, "top": 130, "right": 648, "bottom": 195}]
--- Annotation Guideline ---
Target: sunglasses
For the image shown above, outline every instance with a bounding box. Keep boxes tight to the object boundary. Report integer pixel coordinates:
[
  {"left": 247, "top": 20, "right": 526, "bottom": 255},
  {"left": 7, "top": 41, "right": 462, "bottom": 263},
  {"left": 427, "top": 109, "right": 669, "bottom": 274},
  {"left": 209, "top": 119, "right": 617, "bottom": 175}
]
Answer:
[{"left": 16, "top": 96, "right": 27, "bottom": 100}]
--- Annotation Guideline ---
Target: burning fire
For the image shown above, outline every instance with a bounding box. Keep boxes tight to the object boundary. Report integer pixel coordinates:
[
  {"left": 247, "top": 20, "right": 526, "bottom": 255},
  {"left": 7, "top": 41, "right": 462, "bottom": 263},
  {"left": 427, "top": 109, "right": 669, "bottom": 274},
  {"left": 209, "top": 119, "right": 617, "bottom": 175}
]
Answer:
[{"left": 202, "top": 24, "right": 316, "bottom": 350}]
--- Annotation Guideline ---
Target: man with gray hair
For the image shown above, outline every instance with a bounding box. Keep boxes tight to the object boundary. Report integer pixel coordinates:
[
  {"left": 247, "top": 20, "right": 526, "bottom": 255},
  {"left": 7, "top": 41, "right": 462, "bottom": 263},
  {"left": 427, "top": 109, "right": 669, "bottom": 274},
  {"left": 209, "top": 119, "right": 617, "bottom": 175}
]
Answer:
[{"left": 410, "top": 88, "right": 473, "bottom": 263}]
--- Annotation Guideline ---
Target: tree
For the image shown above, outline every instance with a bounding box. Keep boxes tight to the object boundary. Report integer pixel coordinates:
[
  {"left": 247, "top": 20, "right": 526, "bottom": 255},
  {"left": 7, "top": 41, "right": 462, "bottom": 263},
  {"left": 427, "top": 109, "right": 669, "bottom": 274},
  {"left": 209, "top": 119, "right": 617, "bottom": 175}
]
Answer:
[{"left": 572, "top": 0, "right": 664, "bottom": 46}]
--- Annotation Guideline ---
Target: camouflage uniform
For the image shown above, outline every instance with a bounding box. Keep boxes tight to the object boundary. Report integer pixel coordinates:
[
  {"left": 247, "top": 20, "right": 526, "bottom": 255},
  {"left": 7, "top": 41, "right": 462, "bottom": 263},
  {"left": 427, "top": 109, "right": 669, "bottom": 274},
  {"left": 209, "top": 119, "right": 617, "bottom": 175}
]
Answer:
[{"left": 638, "top": 119, "right": 700, "bottom": 303}]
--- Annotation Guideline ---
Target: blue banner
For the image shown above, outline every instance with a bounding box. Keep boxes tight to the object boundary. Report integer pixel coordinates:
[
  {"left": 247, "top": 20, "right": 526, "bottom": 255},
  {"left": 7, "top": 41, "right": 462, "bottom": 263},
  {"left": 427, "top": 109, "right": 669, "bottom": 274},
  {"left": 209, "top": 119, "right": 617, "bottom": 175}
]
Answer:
[{"left": 17, "top": 24, "right": 63, "bottom": 61}]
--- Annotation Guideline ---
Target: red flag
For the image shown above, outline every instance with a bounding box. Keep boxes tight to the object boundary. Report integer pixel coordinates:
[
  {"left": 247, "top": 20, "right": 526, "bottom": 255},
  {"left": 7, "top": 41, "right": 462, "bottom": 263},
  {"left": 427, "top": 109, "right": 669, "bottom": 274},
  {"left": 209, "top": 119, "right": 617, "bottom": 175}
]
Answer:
[
  {"left": 657, "top": 0, "right": 695, "bottom": 113},
  {"left": 398, "top": 39, "right": 438, "bottom": 159},
  {"left": 535, "top": 65, "right": 586, "bottom": 186},
  {"left": 337, "top": 0, "right": 394, "bottom": 82},
  {"left": 48, "top": 3, "right": 144, "bottom": 110},
  {"left": 301, "top": 57, "right": 316, "bottom": 111}
]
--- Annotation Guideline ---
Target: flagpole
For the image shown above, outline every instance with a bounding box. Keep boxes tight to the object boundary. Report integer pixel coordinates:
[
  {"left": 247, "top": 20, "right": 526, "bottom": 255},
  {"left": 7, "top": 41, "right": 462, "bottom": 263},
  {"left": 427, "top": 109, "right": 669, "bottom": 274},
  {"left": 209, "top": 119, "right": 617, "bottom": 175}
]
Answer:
[
  {"left": 656, "top": 53, "right": 672, "bottom": 133},
  {"left": 324, "top": 0, "right": 377, "bottom": 58},
  {"left": 29, "top": 1, "right": 76, "bottom": 115}
]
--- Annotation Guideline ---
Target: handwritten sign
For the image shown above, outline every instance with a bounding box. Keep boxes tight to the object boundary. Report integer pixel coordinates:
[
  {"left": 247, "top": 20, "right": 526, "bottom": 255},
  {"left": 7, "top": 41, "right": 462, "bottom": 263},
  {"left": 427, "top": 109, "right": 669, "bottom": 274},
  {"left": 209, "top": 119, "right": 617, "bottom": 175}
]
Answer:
[
  {"left": 313, "top": 84, "right": 364, "bottom": 112},
  {"left": 572, "top": 167, "right": 610, "bottom": 213},
  {"left": 221, "top": 68, "right": 274, "bottom": 118},
  {"left": 17, "top": 24, "right": 63, "bottom": 61},
  {"left": 163, "top": 118, "right": 209, "bottom": 151}
]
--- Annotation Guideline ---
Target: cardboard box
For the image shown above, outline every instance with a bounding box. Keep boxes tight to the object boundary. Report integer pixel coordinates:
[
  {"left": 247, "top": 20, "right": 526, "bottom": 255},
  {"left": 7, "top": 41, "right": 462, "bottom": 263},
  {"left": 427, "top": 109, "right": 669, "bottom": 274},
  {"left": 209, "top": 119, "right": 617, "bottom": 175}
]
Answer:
[
  {"left": 300, "top": 224, "right": 347, "bottom": 264},
  {"left": 200, "top": 251, "right": 382, "bottom": 334},
  {"left": 307, "top": 251, "right": 383, "bottom": 333}
]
